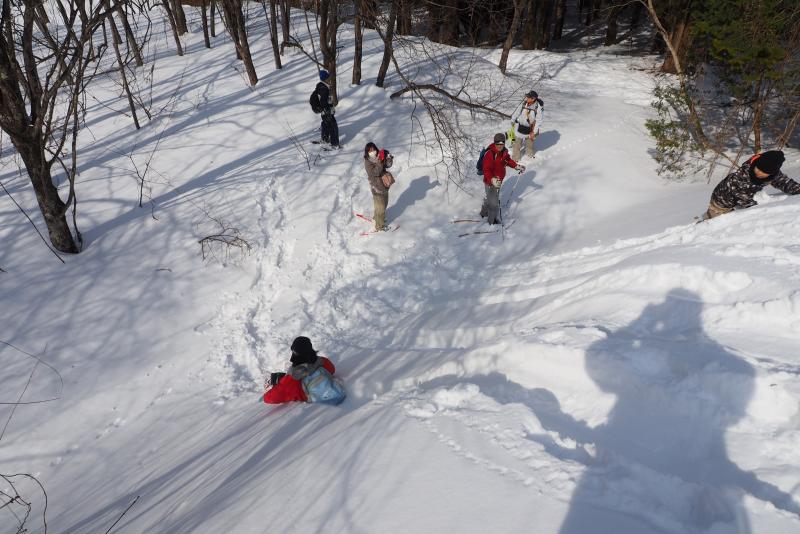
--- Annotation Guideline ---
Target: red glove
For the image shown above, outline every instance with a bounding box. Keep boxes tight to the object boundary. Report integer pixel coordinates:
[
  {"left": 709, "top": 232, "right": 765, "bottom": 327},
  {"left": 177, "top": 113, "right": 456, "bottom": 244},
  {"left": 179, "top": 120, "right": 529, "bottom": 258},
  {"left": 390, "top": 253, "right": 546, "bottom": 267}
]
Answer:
[{"left": 378, "top": 149, "right": 386, "bottom": 161}]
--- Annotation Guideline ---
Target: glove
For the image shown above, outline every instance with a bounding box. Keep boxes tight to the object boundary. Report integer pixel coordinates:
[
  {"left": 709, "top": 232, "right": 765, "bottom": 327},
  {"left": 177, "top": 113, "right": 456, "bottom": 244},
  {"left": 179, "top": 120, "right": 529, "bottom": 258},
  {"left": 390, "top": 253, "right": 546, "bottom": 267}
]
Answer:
[
  {"left": 378, "top": 149, "right": 385, "bottom": 161},
  {"left": 491, "top": 177, "right": 502, "bottom": 188},
  {"left": 516, "top": 165, "right": 526, "bottom": 173},
  {"left": 267, "top": 372, "right": 286, "bottom": 389}
]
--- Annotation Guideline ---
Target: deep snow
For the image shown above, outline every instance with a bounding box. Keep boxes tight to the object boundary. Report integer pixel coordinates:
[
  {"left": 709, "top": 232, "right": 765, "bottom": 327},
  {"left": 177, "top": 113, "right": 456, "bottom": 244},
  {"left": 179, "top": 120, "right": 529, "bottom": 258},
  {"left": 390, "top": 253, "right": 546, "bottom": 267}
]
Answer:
[{"left": 1, "top": 7, "right": 799, "bottom": 534}]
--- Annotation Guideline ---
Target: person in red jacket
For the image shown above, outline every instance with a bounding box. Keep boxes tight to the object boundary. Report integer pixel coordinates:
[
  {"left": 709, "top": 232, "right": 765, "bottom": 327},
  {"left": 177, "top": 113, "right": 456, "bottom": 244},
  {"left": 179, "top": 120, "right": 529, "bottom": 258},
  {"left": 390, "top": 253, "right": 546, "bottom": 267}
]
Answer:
[
  {"left": 263, "top": 337, "right": 337, "bottom": 404},
  {"left": 480, "top": 133, "right": 524, "bottom": 225}
]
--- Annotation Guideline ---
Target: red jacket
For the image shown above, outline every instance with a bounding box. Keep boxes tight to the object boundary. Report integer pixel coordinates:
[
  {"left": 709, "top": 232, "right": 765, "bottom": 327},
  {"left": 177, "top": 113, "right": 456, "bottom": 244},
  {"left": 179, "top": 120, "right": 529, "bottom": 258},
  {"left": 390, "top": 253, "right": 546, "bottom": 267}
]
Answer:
[
  {"left": 482, "top": 144, "right": 518, "bottom": 185},
  {"left": 263, "top": 357, "right": 336, "bottom": 404}
]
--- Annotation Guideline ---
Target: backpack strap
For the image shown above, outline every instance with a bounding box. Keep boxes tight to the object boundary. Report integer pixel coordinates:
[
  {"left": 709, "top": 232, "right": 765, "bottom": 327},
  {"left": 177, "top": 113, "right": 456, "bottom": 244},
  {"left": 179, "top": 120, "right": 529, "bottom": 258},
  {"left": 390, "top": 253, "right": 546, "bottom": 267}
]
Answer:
[{"left": 290, "top": 357, "right": 323, "bottom": 380}]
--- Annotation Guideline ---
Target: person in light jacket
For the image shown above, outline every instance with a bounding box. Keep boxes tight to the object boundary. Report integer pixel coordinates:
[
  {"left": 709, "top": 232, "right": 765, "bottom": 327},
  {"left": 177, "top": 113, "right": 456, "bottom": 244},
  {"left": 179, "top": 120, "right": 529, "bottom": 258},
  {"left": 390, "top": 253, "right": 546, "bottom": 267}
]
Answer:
[
  {"left": 510, "top": 90, "right": 544, "bottom": 161},
  {"left": 364, "top": 142, "right": 394, "bottom": 231}
]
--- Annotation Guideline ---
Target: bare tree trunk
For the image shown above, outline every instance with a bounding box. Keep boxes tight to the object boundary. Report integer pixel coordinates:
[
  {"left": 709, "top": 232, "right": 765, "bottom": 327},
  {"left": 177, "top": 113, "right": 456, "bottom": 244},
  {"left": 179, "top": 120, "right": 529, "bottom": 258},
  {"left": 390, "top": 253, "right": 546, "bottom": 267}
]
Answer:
[
  {"left": 171, "top": 0, "right": 188, "bottom": 35},
  {"left": 553, "top": 0, "right": 567, "bottom": 40},
  {"left": 280, "top": 0, "right": 291, "bottom": 52},
  {"left": 537, "top": 0, "right": 554, "bottom": 48},
  {"left": 15, "top": 142, "right": 79, "bottom": 253},
  {"left": 425, "top": 0, "right": 441, "bottom": 42},
  {"left": 641, "top": 0, "right": 707, "bottom": 147},
  {"left": 660, "top": 8, "right": 691, "bottom": 74},
  {"left": 161, "top": 0, "right": 185, "bottom": 56},
  {"left": 499, "top": 0, "right": 525, "bottom": 74},
  {"left": 211, "top": 0, "right": 217, "bottom": 37},
  {"left": 604, "top": 2, "right": 621, "bottom": 46},
  {"left": 777, "top": 110, "right": 800, "bottom": 150},
  {"left": 397, "top": 0, "right": 412, "bottom": 34},
  {"left": 112, "top": 0, "right": 144, "bottom": 66},
  {"left": 630, "top": 1, "right": 643, "bottom": 29},
  {"left": 752, "top": 74, "right": 766, "bottom": 153},
  {"left": 362, "top": 0, "right": 378, "bottom": 28},
  {"left": 353, "top": 0, "right": 363, "bottom": 85},
  {"left": 33, "top": 8, "right": 75, "bottom": 85},
  {"left": 263, "top": 0, "right": 282, "bottom": 68},
  {"left": 440, "top": 0, "right": 459, "bottom": 45},
  {"left": 101, "top": 15, "right": 109, "bottom": 52},
  {"left": 521, "top": 0, "right": 537, "bottom": 49},
  {"left": 318, "top": 0, "right": 338, "bottom": 103},
  {"left": 376, "top": 0, "right": 398, "bottom": 87},
  {"left": 200, "top": 0, "right": 212, "bottom": 48},
  {"left": 35, "top": 3, "right": 49, "bottom": 24},
  {"left": 0, "top": 0, "right": 119, "bottom": 254},
  {"left": 107, "top": 14, "right": 141, "bottom": 129},
  {"left": 222, "top": 0, "right": 259, "bottom": 85}
]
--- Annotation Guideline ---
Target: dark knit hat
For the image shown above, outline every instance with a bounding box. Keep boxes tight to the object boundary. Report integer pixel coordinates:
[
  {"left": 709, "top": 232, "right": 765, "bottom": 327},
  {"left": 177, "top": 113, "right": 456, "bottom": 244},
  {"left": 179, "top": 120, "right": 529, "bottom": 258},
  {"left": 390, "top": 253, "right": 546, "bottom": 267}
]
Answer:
[
  {"left": 526, "top": 90, "right": 538, "bottom": 99},
  {"left": 493, "top": 132, "right": 506, "bottom": 144},
  {"left": 290, "top": 336, "right": 317, "bottom": 365},
  {"left": 753, "top": 150, "right": 785, "bottom": 175},
  {"left": 319, "top": 70, "right": 330, "bottom": 81}
]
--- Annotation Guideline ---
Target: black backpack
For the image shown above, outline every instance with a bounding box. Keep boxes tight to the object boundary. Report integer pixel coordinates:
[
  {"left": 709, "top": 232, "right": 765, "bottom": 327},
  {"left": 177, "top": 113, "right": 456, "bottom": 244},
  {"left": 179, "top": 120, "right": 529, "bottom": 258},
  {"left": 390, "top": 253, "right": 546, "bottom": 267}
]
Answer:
[{"left": 309, "top": 90, "right": 323, "bottom": 114}]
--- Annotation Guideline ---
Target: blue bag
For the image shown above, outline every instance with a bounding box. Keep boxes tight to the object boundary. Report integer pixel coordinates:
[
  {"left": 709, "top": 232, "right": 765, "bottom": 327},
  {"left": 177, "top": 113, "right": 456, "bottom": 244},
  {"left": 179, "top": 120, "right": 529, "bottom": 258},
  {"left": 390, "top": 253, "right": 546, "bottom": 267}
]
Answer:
[
  {"left": 302, "top": 366, "right": 346, "bottom": 405},
  {"left": 476, "top": 147, "right": 488, "bottom": 175}
]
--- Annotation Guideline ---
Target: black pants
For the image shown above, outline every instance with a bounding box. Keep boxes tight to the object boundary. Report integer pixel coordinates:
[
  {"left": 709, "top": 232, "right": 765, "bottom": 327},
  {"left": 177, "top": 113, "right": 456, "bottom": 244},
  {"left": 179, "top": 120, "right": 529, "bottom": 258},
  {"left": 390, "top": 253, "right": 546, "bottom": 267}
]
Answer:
[{"left": 321, "top": 114, "right": 339, "bottom": 147}]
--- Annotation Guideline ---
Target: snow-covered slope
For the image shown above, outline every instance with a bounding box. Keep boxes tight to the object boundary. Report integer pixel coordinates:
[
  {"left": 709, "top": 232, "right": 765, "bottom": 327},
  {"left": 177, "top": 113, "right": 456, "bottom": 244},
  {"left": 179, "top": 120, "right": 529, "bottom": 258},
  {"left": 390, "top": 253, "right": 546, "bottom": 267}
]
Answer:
[{"left": 1, "top": 9, "right": 799, "bottom": 534}]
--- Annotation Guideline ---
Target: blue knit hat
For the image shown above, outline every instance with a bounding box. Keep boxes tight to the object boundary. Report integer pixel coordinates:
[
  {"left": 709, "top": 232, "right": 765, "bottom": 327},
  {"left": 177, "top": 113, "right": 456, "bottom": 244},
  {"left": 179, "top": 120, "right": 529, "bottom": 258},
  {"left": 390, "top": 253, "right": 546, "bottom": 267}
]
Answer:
[{"left": 319, "top": 70, "right": 329, "bottom": 81}]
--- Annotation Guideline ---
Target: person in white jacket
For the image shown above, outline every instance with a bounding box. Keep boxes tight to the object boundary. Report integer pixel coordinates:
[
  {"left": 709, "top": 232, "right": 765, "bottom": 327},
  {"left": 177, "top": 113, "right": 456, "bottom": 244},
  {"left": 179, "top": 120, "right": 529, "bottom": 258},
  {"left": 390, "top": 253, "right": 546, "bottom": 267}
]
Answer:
[{"left": 510, "top": 90, "right": 544, "bottom": 161}]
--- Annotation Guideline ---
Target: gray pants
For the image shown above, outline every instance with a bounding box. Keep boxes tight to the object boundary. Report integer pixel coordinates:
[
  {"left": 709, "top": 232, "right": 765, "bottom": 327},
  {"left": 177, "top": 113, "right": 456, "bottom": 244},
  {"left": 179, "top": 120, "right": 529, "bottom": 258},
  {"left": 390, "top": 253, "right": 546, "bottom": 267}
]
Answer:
[
  {"left": 372, "top": 192, "right": 388, "bottom": 230},
  {"left": 704, "top": 199, "right": 733, "bottom": 220},
  {"left": 512, "top": 135, "right": 535, "bottom": 161},
  {"left": 481, "top": 184, "right": 501, "bottom": 224}
]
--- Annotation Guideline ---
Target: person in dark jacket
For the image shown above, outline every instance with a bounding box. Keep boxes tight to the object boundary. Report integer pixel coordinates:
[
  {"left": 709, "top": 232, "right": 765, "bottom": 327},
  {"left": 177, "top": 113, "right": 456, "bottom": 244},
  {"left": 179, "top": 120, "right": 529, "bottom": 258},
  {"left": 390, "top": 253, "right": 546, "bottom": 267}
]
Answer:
[
  {"left": 309, "top": 70, "right": 340, "bottom": 148},
  {"left": 704, "top": 150, "right": 800, "bottom": 219},
  {"left": 364, "top": 142, "right": 394, "bottom": 231},
  {"left": 263, "top": 337, "right": 338, "bottom": 404},
  {"left": 481, "top": 133, "right": 524, "bottom": 225}
]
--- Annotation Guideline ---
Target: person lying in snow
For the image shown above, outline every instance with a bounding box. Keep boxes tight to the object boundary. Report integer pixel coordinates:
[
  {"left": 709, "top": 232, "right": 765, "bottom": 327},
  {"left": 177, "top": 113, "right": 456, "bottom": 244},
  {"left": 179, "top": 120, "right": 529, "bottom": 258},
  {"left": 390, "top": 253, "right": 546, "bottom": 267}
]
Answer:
[
  {"left": 704, "top": 150, "right": 800, "bottom": 219},
  {"left": 263, "top": 336, "right": 346, "bottom": 405}
]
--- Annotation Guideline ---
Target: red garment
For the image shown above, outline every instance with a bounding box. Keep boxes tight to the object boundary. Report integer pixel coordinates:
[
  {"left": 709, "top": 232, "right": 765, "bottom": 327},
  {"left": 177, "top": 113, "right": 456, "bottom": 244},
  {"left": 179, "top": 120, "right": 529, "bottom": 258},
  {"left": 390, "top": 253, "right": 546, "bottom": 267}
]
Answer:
[
  {"left": 263, "top": 357, "right": 336, "bottom": 404},
  {"left": 482, "top": 144, "right": 518, "bottom": 185}
]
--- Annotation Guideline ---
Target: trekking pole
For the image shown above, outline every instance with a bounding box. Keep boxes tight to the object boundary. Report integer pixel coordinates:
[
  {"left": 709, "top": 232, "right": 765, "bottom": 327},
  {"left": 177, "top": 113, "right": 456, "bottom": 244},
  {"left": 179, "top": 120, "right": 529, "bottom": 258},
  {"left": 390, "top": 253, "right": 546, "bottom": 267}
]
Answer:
[{"left": 504, "top": 167, "right": 524, "bottom": 210}]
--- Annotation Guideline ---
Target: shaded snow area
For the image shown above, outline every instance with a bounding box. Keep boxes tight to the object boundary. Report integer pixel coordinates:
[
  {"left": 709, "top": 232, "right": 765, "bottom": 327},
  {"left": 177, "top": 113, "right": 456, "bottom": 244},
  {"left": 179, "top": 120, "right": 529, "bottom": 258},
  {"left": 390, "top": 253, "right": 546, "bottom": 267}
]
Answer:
[{"left": 2, "top": 8, "right": 800, "bottom": 534}]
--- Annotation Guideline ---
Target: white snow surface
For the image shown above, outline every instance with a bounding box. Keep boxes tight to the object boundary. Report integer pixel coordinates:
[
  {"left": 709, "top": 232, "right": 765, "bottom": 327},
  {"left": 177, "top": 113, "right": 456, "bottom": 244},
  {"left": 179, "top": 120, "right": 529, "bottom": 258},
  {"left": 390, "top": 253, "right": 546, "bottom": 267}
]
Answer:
[{"left": 2, "top": 9, "right": 800, "bottom": 534}]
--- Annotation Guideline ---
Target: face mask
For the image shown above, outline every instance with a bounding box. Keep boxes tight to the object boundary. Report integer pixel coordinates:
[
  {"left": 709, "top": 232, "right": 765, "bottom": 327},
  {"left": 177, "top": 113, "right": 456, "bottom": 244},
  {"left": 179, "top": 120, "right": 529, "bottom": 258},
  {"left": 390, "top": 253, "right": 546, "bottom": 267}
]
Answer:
[{"left": 368, "top": 151, "right": 378, "bottom": 159}]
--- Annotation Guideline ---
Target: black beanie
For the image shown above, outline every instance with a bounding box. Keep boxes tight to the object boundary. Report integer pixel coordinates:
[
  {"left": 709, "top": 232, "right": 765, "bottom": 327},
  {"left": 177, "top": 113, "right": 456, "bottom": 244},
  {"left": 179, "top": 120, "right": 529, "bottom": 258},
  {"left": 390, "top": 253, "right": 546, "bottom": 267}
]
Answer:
[
  {"left": 754, "top": 150, "right": 785, "bottom": 175},
  {"left": 290, "top": 336, "right": 317, "bottom": 365},
  {"left": 493, "top": 132, "right": 506, "bottom": 144}
]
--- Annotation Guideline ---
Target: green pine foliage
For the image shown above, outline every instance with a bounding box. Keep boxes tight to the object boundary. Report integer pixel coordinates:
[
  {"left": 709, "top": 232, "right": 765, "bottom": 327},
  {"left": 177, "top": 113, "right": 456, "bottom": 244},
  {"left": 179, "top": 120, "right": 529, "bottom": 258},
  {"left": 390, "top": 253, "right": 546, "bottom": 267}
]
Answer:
[
  {"left": 645, "top": 84, "right": 700, "bottom": 177},
  {"left": 694, "top": 0, "right": 796, "bottom": 85}
]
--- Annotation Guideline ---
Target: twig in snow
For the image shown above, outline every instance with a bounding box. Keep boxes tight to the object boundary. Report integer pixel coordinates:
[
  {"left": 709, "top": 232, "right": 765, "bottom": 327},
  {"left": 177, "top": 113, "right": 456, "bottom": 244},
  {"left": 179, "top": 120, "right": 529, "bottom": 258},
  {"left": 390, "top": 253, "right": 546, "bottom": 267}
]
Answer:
[
  {"left": 104, "top": 495, "right": 140, "bottom": 534},
  {"left": 0, "top": 473, "right": 49, "bottom": 533}
]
